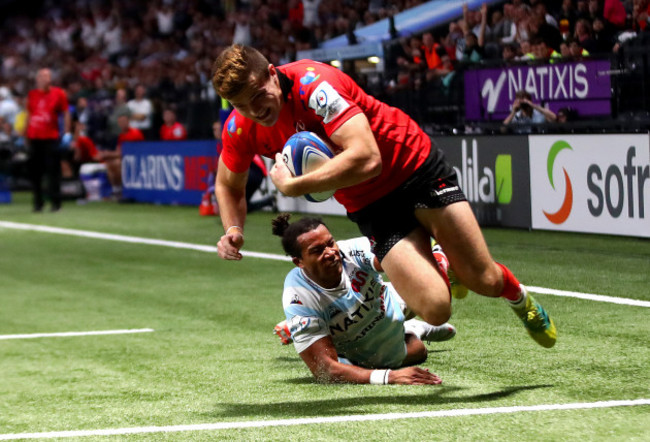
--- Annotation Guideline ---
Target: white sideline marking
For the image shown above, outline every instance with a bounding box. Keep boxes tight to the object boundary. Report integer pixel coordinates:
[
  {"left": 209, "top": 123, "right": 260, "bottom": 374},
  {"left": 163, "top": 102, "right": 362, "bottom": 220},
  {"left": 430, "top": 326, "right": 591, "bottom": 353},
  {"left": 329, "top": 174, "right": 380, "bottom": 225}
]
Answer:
[
  {"left": 0, "top": 328, "right": 154, "bottom": 340},
  {"left": 0, "top": 399, "right": 648, "bottom": 440},
  {"left": 1, "top": 221, "right": 647, "bottom": 307},
  {"left": 0, "top": 220, "right": 291, "bottom": 262},
  {"left": 528, "top": 286, "right": 650, "bottom": 308}
]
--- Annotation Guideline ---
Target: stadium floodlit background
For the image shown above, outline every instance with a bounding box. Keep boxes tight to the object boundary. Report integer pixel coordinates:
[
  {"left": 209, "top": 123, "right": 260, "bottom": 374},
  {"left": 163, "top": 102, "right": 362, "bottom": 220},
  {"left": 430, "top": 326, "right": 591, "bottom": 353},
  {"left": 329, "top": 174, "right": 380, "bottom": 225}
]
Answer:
[{"left": 1, "top": 0, "right": 649, "bottom": 440}]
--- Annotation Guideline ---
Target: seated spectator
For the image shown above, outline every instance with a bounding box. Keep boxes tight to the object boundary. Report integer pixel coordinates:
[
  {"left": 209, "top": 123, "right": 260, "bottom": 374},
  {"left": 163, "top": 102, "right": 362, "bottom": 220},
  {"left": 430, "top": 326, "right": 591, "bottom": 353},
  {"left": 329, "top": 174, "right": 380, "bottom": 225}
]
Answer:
[
  {"left": 603, "top": 0, "right": 627, "bottom": 29},
  {"left": 556, "top": 40, "right": 573, "bottom": 59},
  {"left": 568, "top": 37, "right": 591, "bottom": 59},
  {"left": 530, "top": 4, "right": 562, "bottom": 52},
  {"left": 558, "top": 0, "right": 578, "bottom": 37},
  {"left": 531, "top": 37, "right": 553, "bottom": 61},
  {"left": 502, "top": 43, "right": 518, "bottom": 62},
  {"left": 459, "top": 32, "right": 485, "bottom": 62},
  {"left": 574, "top": 18, "right": 598, "bottom": 53},
  {"left": 421, "top": 33, "right": 455, "bottom": 84},
  {"left": 503, "top": 90, "right": 557, "bottom": 133},
  {"left": 421, "top": 33, "right": 443, "bottom": 72},
  {"left": 0, "top": 87, "right": 20, "bottom": 127},
  {"left": 557, "top": 107, "right": 579, "bottom": 123},
  {"left": 127, "top": 85, "right": 153, "bottom": 140},
  {"left": 63, "top": 121, "right": 101, "bottom": 178},
  {"left": 592, "top": 16, "right": 617, "bottom": 53},
  {"left": 517, "top": 39, "right": 535, "bottom": 60},
  {"left": 159, "top": 108, "right": 187, "bottom": 141},
  {"left": 0, "top": 116, "right": 12, "bottom": 148},
  {"left": 98, "top": 114, "right": 144, "bottom": 197},
  {"left": 576, "top": 0, "right": 591, "bottom": 21},
  {"left": 633, "top": 0, "right": 650, "bottom": 32}
]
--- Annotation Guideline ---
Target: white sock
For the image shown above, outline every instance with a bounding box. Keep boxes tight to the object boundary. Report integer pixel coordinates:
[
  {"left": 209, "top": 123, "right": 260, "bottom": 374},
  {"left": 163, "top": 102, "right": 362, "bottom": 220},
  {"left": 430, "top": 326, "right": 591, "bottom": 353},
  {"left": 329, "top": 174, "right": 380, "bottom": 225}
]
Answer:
[{"left": 508, "top": 284, "right": 528, "bottom": 308}]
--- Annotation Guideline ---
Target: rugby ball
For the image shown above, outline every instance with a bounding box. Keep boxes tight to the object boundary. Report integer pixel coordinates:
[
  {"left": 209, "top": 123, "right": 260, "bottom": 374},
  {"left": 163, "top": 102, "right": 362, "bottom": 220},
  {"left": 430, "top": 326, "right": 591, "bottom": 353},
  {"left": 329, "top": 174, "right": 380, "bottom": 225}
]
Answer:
[{"left": 281, "top": 131, "right": 336, "bottom": 202}]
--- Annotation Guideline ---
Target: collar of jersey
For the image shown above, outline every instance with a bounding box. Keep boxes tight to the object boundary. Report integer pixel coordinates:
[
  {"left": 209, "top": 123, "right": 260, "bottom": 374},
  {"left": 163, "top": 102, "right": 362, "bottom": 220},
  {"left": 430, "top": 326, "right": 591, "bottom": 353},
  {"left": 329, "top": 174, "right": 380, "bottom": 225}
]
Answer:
[
  {"left": 299, "top": 268, "right": 346, "bottom": 293},
  {"left": 277, "top": 69, "right": 293, "bottom": 102}
]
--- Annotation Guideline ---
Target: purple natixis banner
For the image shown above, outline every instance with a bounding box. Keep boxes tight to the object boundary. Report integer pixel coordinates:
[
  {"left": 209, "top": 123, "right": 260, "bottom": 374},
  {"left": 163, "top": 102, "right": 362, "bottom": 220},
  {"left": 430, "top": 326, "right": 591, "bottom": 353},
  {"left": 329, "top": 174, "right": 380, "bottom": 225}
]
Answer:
[{"left": 464, "top": 60, "right": 612, "bottom": 121}]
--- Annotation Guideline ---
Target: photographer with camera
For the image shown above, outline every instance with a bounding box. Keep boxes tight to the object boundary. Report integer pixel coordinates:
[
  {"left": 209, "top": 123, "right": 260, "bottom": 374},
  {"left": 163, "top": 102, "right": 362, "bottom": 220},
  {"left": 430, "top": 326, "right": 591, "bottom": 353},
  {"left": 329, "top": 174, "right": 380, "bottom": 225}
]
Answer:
[{"left": 503, "top": 90, "right": 557, "bottom": 133}]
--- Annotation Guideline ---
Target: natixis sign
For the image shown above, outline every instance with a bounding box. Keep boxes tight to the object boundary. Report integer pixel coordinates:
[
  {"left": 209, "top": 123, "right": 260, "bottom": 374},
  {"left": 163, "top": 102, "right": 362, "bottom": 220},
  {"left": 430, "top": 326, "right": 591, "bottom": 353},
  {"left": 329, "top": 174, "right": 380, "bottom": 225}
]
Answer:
[{"left": 464, "top": 60, "right": 612, "bottom": 121}]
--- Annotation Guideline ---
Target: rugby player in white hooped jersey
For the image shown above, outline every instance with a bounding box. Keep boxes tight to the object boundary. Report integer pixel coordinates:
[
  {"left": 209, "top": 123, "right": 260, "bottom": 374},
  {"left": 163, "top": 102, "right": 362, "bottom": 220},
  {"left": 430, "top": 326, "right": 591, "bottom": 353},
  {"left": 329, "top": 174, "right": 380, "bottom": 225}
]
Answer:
[{"left": 271, "top": 214, "right": 456, "bottom": 385}]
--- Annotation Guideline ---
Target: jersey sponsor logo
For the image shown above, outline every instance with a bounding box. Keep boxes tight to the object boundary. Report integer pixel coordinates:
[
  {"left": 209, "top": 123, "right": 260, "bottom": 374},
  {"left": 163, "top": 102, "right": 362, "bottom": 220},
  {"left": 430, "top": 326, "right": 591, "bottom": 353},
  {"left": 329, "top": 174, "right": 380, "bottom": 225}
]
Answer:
[
  {"left": 308, "top": 81, "right": 350, "bottom": 124},
  {"left": 433, "top": 185, "right": 460, "bottom": 196},
  {"left": 350, "top": 311, "right": 385, "bottom": 343},
  {"left": 328, "top": 288, "right": 378, "bottom": 336},
  {"left": 290, "top": 294, "right": 303, "bottom": 305}
]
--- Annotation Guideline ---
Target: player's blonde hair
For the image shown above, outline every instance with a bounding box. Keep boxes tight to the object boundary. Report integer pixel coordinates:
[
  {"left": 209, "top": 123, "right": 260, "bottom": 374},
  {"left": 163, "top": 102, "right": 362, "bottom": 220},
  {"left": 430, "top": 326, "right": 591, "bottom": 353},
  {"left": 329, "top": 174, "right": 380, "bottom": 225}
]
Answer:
[{"left": 211, "top": 44, "right": 270, "bottom": 100}]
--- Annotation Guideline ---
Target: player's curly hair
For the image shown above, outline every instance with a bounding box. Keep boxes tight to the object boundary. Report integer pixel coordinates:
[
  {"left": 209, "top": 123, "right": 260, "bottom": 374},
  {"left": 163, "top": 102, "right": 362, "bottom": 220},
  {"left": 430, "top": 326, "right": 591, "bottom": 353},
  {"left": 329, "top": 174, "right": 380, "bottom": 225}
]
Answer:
[
  {"left": 211, "top": 44, "right": 270, "bottom": 100},
  {"left": 272, "top": 213, "right": 327, "bottom": 258}
]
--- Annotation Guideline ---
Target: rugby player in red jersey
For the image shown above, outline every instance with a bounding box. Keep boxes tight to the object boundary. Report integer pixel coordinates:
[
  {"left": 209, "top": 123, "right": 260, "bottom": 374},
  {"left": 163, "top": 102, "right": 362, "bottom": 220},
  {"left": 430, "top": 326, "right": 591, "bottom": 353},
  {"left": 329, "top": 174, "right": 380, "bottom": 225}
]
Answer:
[{"left": 211, "top": 45, "right": 557, "bottom": 348}]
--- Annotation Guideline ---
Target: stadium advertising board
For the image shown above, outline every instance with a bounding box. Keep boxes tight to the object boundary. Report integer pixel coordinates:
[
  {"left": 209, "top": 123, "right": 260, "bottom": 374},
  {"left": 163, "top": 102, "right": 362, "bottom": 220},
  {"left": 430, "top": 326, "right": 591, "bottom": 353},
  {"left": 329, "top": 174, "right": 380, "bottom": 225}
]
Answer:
[
  {"left": 529, "top": 134, "right": 650, "bottom": 237},
  {"left": 435, "top": 135, "right": 531, "bottom": 227},
  {"left": 464, "top": 60, "right": 611, "bottom": 121},
  {"left": 122, "top": 141, "right": 218, "bottom": 205}
]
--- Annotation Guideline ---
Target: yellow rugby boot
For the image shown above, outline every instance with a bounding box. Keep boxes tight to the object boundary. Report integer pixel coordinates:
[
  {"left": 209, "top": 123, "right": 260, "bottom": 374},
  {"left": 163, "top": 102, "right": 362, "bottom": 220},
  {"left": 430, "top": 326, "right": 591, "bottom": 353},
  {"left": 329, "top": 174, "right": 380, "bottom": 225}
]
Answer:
[{"left": 510, "top": 285, "right": 557, "bottom": 348}]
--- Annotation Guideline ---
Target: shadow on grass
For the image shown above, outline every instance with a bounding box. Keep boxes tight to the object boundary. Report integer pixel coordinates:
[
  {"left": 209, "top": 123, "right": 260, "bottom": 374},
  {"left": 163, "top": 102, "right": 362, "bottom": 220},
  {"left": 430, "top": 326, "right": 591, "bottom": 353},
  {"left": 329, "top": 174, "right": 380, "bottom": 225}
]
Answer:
[
  {"left": 274, "top": 356, "right": 302, "bottom": 363},
  {"left": 209, "top": 384, "right": 552, "bottom": 418}
]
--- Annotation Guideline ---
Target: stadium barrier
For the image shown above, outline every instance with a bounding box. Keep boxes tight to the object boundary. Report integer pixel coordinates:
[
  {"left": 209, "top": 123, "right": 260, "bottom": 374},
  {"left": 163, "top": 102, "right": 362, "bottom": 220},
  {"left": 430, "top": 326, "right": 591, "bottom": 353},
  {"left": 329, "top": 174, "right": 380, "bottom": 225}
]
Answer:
[
  {"left": 121, "top": 140, "right": 218, "bottom": 205},
  {"left": 528, "top": 133, "right": 649, "bottom": 238},
  {"left": 437, "top": 133, "right": 649, "bottom": 238},
  {"left": 119, "top": 134, "right": 649, "bottom": 238}
]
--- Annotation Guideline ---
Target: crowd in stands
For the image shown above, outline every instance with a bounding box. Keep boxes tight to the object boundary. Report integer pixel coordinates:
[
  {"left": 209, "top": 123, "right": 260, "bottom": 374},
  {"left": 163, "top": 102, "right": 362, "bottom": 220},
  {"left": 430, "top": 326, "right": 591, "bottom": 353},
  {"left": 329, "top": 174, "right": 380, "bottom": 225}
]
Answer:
[
  {"left": 385, "top": 0, "right": 650, "bottom": 103},
  {"left": 0, "top": 0, "right": 424, "bottom": 152},
  {"left": 1, "top": 0, "right": 649, "bottom": 161}
]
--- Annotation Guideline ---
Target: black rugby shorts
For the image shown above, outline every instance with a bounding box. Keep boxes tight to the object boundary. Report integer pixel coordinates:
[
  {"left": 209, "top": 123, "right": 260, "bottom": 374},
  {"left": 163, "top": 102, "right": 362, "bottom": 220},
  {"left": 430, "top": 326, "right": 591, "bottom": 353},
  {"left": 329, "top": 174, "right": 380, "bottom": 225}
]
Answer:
[{"left": 347, "top": 143, "right": 467, "bottom": 262}]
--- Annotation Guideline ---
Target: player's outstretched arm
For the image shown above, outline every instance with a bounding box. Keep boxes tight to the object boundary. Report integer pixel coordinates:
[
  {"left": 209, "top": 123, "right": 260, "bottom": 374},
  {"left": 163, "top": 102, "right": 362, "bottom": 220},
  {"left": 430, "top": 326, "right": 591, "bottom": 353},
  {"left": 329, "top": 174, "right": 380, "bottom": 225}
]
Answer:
[
  {"left": 299, "top": 336, "right": 441, "bottom": 385},
  {"left": 215, "top": 156, "right": 249, "bottom": 260}
]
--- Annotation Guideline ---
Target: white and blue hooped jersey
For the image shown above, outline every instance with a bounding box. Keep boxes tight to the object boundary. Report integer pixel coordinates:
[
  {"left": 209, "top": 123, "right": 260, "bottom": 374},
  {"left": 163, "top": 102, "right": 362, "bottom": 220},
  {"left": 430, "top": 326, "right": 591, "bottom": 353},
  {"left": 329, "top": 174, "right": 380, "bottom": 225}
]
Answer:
[{"left": 282, "top": 237, "right": 407, "bottom": 369}]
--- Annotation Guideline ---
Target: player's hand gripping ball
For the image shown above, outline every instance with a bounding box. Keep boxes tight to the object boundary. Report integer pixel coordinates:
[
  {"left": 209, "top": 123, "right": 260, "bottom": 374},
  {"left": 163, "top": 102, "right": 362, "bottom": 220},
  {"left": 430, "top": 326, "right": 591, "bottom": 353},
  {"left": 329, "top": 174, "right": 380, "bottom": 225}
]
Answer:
[{"left": 281, "top": 131, "right": 335, "bottom": 202}]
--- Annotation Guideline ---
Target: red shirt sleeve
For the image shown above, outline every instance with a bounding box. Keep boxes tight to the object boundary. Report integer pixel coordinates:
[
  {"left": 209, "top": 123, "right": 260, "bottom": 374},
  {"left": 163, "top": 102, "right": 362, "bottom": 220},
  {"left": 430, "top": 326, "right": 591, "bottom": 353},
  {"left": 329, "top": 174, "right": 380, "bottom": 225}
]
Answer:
[{"left": 219, "top": 112, "right": 255, "bottom": 174}]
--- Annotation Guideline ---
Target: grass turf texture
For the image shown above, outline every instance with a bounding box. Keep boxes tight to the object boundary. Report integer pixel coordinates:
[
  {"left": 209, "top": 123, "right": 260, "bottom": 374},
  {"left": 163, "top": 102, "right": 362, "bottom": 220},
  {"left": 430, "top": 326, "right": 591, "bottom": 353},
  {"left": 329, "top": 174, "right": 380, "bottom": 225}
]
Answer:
[{"left": 1, "top": 192, "right": 649, "bottom": 440}]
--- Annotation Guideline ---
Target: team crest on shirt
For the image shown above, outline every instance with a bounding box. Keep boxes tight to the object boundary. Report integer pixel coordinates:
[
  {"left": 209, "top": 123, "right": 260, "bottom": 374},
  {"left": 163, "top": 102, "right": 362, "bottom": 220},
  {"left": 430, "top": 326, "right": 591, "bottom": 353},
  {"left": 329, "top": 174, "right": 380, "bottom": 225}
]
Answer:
[
  {"left": 226, "top": 116, "right": 242, "bottom": 137},
  {"left": 299, "top": 67, "right": 321, "bottom": 96},
  {"left": 308, "top": 81, "right": 349, "bottom": 124},
  {"left": 300, "top": 68, "right": 321, "bottom": 85}
]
